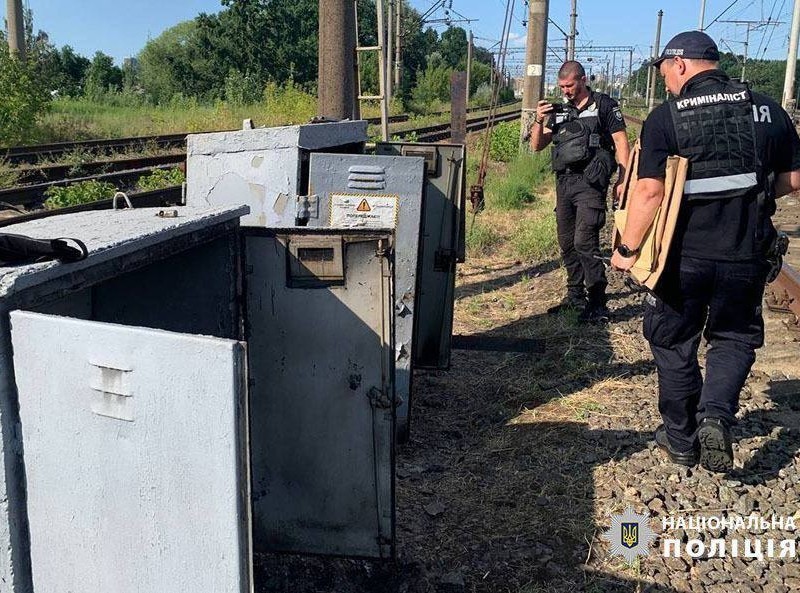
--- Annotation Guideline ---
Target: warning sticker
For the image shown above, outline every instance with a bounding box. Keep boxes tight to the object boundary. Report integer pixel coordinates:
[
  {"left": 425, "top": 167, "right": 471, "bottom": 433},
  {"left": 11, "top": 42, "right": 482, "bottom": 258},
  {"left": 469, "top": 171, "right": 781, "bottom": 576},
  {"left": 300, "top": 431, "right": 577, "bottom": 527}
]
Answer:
[{"left": 330, "top": 194, "right": 399, "bottom": 228}]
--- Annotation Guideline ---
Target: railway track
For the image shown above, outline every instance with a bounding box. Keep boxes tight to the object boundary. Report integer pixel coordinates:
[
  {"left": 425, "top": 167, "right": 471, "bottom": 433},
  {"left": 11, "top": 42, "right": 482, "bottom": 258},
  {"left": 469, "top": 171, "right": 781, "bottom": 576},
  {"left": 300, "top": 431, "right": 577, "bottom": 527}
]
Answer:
[
  {"left": 0, "top": 103, "right": 521, "bottom": 226},
  {"left": 0, "top": 106, "right": 523, "bottom": 211},
  {"left": 1, "top": 100, "right": 521, "bottom": 166}
]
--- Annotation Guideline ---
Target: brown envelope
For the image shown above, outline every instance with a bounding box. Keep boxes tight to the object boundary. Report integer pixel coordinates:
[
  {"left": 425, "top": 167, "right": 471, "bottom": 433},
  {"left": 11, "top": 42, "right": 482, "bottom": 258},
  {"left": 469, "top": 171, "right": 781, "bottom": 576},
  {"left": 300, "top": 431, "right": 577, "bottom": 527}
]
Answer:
[{"left": 613, "top": 140, "right": 689, "bottom": 290}]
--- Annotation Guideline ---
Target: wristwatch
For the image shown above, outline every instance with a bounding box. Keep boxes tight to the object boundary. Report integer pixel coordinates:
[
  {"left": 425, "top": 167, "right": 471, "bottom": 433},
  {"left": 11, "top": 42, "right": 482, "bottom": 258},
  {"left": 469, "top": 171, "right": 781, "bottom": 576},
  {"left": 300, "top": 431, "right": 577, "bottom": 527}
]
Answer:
[{"left": 616, "top": 243, "right": 640, "bottom": 257}]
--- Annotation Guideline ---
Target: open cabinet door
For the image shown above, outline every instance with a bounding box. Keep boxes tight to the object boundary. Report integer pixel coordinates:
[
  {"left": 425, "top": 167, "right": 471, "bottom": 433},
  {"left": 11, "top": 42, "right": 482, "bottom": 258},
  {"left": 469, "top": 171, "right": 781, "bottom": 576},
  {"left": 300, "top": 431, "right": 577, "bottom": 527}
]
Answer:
[
  {"left": 10, "top": 311, "right": 252, "bottom": 593},
  {"left": 245, "top": 231, "right": 395, "bottom": 560}
]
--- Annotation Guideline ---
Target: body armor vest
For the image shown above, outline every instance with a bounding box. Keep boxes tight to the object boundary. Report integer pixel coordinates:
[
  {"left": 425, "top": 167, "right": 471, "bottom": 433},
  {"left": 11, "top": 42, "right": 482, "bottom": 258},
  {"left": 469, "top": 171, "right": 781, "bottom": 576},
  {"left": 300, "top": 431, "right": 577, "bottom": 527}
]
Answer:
[
  {"left": 551, "top": 103, "right": 603, "bottom": 173},
  {"left": 669, "top": 78, "right": 760, "bottom": 201}
]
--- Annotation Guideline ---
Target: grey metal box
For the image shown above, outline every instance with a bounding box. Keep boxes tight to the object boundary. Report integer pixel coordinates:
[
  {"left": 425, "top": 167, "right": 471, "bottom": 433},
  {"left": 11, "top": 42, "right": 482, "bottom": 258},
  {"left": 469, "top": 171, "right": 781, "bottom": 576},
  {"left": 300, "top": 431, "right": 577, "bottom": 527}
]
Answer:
[
  {"left": 307, "top": 153, "right": 425, "bottom": 441},
  {"left": 186, "top": 121, "right": 368, "bottom": 227},
  {"left": 375, "top": 142, "right": 467, "bottom": 370},
  {"left": 0, "top": 207, "right": 249, "bottom": 593},
  {"left": 0, "top": 208, "right": 396, "bottom": 592},
  {"left": 245, "top": 229, "right": 395, "bottom": 559}
]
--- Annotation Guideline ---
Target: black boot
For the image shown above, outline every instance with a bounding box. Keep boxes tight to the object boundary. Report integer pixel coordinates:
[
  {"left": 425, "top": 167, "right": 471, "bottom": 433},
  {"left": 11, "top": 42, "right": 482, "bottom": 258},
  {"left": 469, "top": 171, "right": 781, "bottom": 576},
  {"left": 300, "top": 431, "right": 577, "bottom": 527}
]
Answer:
[
  {"left": 547, "top": 290, "right": 587, "bottom": 314},
  {"left": 698, "top": 418, "right": 734, "bottom": 473},
  {"left": 578, "top": 284, "right": 609, "bottom": 323},
  {"left": 655, "top": 425, "right": 699, "bottom": 467}
]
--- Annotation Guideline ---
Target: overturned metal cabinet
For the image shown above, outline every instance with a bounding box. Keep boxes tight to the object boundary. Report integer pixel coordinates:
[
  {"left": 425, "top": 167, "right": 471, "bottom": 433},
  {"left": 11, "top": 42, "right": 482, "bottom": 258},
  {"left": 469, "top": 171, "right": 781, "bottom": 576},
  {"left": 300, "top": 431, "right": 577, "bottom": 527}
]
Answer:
[
  {"left": 375, "top": 142, "right": 467, "bottom": 370},
  {"left": 0, "top": 208, "right": 396, "bottom": 593},
  {"left": 0, "top": 207, "right": 250, "bottom": 593},
  {"left": 245, "top": 229, "right": 395, "bottom": 558},
  {"left": 186, "top": 121, "right": 368, "bottom": 227},
  {"left": 307, "top": 153, "right": 425, "bottom": 441}
]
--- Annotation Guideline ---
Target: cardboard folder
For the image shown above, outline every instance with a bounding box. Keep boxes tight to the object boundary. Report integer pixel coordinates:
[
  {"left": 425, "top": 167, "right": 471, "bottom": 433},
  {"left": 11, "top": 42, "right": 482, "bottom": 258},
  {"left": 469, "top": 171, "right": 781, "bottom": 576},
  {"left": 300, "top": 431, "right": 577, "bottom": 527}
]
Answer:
[{"left": 613, "top": 140, "right": 689, "bottom": 290}]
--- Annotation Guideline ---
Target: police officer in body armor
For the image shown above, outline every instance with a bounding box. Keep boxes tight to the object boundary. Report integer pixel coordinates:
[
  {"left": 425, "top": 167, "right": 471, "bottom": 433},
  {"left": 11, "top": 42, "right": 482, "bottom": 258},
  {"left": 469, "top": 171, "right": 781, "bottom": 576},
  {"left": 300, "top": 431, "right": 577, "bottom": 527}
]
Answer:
[
  {"left": 611, "top": 31, "right": 800, "bottom": 472},
  {"left": 531, "top": 61, "right": 631, "bottom": 322}
]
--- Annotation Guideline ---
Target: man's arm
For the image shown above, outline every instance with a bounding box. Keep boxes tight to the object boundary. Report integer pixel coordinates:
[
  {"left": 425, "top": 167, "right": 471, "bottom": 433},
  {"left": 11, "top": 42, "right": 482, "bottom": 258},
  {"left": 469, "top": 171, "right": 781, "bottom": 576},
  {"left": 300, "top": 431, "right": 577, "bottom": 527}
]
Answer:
[
  {"left": 775, "top": 170, "right": 800, "bottom": 197},
  {"left": 611, "top": 129, "right": 631, "bottom": 201},
  {"left": 610, "top": 177, "right": 665, "bottom": 271},
  {"left": 530, "top": 100, "right": 554, "bottom": 152}
]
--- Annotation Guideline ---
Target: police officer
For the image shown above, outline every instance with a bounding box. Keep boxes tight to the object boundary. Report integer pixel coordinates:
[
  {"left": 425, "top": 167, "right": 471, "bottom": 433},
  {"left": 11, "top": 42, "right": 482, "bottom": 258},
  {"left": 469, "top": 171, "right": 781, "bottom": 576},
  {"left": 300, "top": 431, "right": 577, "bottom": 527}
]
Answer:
[
  {"left": 611, "top": 31, "right": 800, "bottom": 472},
  {"left": 531, "top": 61, "right": 630, "bottom": 322}
]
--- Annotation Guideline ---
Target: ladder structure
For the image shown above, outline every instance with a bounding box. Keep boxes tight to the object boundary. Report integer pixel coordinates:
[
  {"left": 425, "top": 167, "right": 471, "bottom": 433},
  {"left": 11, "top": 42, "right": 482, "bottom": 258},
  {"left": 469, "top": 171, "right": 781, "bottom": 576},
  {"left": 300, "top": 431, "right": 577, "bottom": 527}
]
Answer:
[{"left": 355, "top": 0, "right": 390, "bottom": 140}]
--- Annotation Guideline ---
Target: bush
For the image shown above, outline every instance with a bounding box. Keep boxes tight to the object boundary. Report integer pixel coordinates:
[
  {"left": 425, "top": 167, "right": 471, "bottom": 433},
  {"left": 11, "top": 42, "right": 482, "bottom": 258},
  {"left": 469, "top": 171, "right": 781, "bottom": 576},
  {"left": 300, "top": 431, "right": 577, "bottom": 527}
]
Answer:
[
  {"left": 487, "top": 152, "right": 552, "bottom": 210},
  {"left": 137, "top": 168, "right": 186, "bottom": 192},
  {"left": 471, "top": 83, "right": 492, "bottom": 107},
  {"left": 224, "top": 70, "right": 263, "bottom": 106},
  {"left": 0, "top": 46, "right": 50, "bottom": 146},
  {"left": 261, "top": 81, "right": 316, "bottom": 124},
  {"left": 43, "top": 180, "right": 117, "bottom": 210},
  {"left": 474, "top": 121, "right": 521, "bottom": 163}
]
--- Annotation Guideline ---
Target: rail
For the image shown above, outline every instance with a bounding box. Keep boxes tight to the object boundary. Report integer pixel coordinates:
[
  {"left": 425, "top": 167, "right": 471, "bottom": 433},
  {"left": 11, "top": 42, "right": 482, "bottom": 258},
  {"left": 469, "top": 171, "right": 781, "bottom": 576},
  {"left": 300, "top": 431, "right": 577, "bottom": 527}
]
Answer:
[{"left": 1, "top": 100, "right": 522, "bottom": 166}]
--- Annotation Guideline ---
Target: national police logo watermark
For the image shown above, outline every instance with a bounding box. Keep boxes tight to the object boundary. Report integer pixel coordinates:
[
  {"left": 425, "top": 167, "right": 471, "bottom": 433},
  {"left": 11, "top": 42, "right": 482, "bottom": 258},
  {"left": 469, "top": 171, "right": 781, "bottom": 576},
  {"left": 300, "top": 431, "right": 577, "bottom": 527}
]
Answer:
[{"left": 603, "top": 506, "right": 656, "bottom": 563}]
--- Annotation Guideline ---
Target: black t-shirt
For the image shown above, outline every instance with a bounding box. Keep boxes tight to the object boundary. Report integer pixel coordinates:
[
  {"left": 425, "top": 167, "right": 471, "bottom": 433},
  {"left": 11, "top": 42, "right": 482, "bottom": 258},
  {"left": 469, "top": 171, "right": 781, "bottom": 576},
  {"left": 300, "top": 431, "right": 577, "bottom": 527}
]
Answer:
[
  {"left": 638, "top": 70, "right": 800, "bottom": 260},
  {"left": 547, "top": 89, "right": 627, "bottom": 153}
]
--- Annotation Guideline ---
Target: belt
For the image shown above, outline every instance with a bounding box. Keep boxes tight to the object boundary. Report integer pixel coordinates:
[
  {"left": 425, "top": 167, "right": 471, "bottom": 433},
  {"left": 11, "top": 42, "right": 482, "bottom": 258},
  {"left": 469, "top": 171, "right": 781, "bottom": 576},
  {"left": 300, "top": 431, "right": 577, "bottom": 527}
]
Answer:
[{"left": 558, "top": 166, "right": 587, "bottom": 177}]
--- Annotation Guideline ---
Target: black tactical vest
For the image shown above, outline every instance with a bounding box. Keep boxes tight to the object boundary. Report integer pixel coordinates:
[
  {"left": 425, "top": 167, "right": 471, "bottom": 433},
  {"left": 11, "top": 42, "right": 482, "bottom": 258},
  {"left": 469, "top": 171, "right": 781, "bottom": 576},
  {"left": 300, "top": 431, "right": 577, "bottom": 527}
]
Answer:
[
  {"left": 669, "top": 78, "right": 760, "bottom": 201},
  {"left": 551, "top": 103, "right": 603, "bottom": 173}
]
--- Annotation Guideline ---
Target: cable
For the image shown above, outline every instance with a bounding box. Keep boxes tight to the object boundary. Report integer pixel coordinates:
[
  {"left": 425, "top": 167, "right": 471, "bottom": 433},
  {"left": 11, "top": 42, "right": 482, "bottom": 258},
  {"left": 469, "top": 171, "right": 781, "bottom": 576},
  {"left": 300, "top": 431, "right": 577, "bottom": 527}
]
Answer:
[
  {"left": 755, "top": 0, "right": 779, "bottom": 56},
  {"left": 761, "top": 0, "right": 787, "bottom": 57},
  {"left": 707, "top": 0, "right": 744, "bottom": 30}
]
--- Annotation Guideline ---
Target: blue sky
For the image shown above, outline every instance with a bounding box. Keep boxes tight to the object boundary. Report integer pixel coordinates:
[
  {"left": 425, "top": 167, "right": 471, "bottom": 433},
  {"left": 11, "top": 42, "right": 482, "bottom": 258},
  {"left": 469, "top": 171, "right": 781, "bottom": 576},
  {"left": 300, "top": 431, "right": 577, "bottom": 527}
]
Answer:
[{"left": 19, "top": 0, "right": 796, "bottom": 76}]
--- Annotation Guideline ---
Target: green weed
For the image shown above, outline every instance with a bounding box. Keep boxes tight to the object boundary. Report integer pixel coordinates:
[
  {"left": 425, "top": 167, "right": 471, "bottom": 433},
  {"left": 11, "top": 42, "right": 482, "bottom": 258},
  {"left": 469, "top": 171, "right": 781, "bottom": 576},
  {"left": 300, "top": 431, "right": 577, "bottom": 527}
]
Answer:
[
  {"left": 466, "top": 220, "right": 501, "bottom": 256},
  {"left": 512, "top": 212, "right": 558, "bottom": 261},
  {"left": 43, "top": 180, "right": 117, "bottom": 210},
  {"left": 137, "top": 168, "right": 186, "bottom": 192}
]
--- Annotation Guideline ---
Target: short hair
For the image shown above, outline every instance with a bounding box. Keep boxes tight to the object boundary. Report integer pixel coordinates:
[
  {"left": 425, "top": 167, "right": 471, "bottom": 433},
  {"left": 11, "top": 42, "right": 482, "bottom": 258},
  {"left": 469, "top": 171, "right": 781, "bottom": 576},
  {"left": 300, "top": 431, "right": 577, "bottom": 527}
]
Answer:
[
  {"left": 682, "top": 57, "right": 720, "bottom": 69},
  {"left": 558, "top": 61, "right": 586, "bottom": 80}
]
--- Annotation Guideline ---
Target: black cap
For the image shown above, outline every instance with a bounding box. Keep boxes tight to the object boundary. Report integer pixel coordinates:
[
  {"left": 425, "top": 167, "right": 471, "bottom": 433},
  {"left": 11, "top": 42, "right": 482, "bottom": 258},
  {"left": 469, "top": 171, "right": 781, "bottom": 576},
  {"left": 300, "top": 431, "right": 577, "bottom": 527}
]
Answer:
[{"left": 651, "top": 31, "right": 720, "bottom": 68}]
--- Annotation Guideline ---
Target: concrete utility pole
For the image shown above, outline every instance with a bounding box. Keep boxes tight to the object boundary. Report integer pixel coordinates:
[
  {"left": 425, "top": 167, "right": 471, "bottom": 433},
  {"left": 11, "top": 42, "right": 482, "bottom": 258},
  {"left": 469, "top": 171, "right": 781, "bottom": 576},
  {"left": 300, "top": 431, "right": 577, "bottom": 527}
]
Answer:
[
  {"left": 784, "top": 0, "right": 800, "bottom": 110},
  {"left": 610, "top": 52, "right": 616, "bottom": 99},
  {"left": 648, "top": 10, "right": 663, "bottom": 113},
  {"left": 627, "top": 48, "right": 633, "bottom": 100},
  {"left": 645, "top": 45, "right": 653, "bottom": 103},
  {"left": 568, "top": 0, "right": 578, "bottom": 61},
  {"left": 387, "top": 0, "right": 394, "bottom": 104},
  {"left": 699, "top": 0, "right": 707, "bottom": 31},
  {"left": 6, "top": 0, "right": 26, "bottom": 61},
  {"left": 395, "top": 0, "right": 402, "bottom": 90},
  {"left": 318, "top": 0, "right": 357, "bottom": 120},
  {"left": 466, "top": 30, "right": 474, "bottom": 101},
  {"left": 521, "top": 0, "right": 550, "bottom": 147}
]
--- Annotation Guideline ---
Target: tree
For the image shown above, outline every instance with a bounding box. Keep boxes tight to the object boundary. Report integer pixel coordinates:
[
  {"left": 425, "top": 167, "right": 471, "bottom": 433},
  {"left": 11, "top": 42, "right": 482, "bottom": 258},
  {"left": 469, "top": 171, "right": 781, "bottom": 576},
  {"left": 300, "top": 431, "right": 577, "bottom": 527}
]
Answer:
[
  {"left": 83, "top": 52, "right": 123, "bottom": 98},
  {"left": 0, "top": 45, "right": 49, "bottom": 145},
  {"left": 439, "top": 27, "right": 468, "bottom": 69}
]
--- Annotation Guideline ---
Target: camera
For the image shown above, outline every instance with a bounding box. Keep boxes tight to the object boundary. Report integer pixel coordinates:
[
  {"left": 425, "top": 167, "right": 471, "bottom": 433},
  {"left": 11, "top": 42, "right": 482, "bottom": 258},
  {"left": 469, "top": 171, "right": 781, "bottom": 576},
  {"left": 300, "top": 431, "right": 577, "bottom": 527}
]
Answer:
[{"left": 550, "top": 102, "right": 567, "bottom": 113}]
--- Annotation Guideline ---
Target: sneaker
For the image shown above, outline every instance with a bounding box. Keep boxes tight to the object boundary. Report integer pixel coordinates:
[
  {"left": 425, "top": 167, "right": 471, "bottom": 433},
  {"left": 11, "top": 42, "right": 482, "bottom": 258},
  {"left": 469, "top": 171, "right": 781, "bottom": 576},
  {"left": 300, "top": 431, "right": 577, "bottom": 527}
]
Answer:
[
  {"left": 698, "top": 418, "right": 734, "bottom": 473},
  {"left": 546, "top": 294, "right": 586, "bottom": 314},
  {"left": 655, "top": 425, "right": 699, "bottom": 467}
]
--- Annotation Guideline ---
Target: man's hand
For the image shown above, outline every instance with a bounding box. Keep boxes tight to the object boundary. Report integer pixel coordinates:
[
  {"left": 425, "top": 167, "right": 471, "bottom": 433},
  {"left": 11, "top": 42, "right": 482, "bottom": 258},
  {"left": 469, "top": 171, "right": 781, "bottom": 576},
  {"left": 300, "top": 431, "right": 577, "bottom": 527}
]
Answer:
[
  {"left": 611, "top": 249, "right": 638, "bottom": 272},
  {"left": 535, "top": 100, "right": 554, "bottom": 124},
  {"left": 612, "top": 180, "right": 624, "bottom": 209}
]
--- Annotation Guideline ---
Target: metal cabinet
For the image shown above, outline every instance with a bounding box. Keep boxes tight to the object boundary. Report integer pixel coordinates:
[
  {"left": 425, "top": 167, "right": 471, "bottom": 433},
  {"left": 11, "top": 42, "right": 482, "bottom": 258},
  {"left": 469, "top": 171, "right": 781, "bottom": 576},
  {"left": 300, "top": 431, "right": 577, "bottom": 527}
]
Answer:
[
  {"left": 186, "top": 122, "right": 368, "bottom": 228},
  {"left": 0, "top": 208, "right": 396, "bottom": 593},
  {"left": 245, "top": 229, "right": 395, "bottom": 559},
  {"left": 307, "top": 153, "right": 425, "bottom": 442},
  {"left": 375, "top": 142, "right": 467, "bottom": 370}
]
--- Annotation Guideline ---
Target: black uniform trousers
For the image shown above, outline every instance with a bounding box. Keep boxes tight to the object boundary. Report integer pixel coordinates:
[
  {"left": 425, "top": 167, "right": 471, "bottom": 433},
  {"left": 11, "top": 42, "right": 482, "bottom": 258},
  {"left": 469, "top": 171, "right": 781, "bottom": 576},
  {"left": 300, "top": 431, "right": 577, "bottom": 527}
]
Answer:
[
  {"left": 644, "top": 255, "right": 769, "bottom": 453},
  {"left": 555, "top": 173, "right": 607, "bottom": 297}
]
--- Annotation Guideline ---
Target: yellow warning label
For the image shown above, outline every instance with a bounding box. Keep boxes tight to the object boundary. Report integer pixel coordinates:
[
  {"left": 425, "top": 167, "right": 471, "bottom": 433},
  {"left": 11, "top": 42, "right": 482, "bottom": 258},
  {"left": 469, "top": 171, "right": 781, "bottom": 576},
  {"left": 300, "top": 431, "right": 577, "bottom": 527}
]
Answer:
[{"left": 330, "top": 194, "right": 399, "bottom": 228}]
